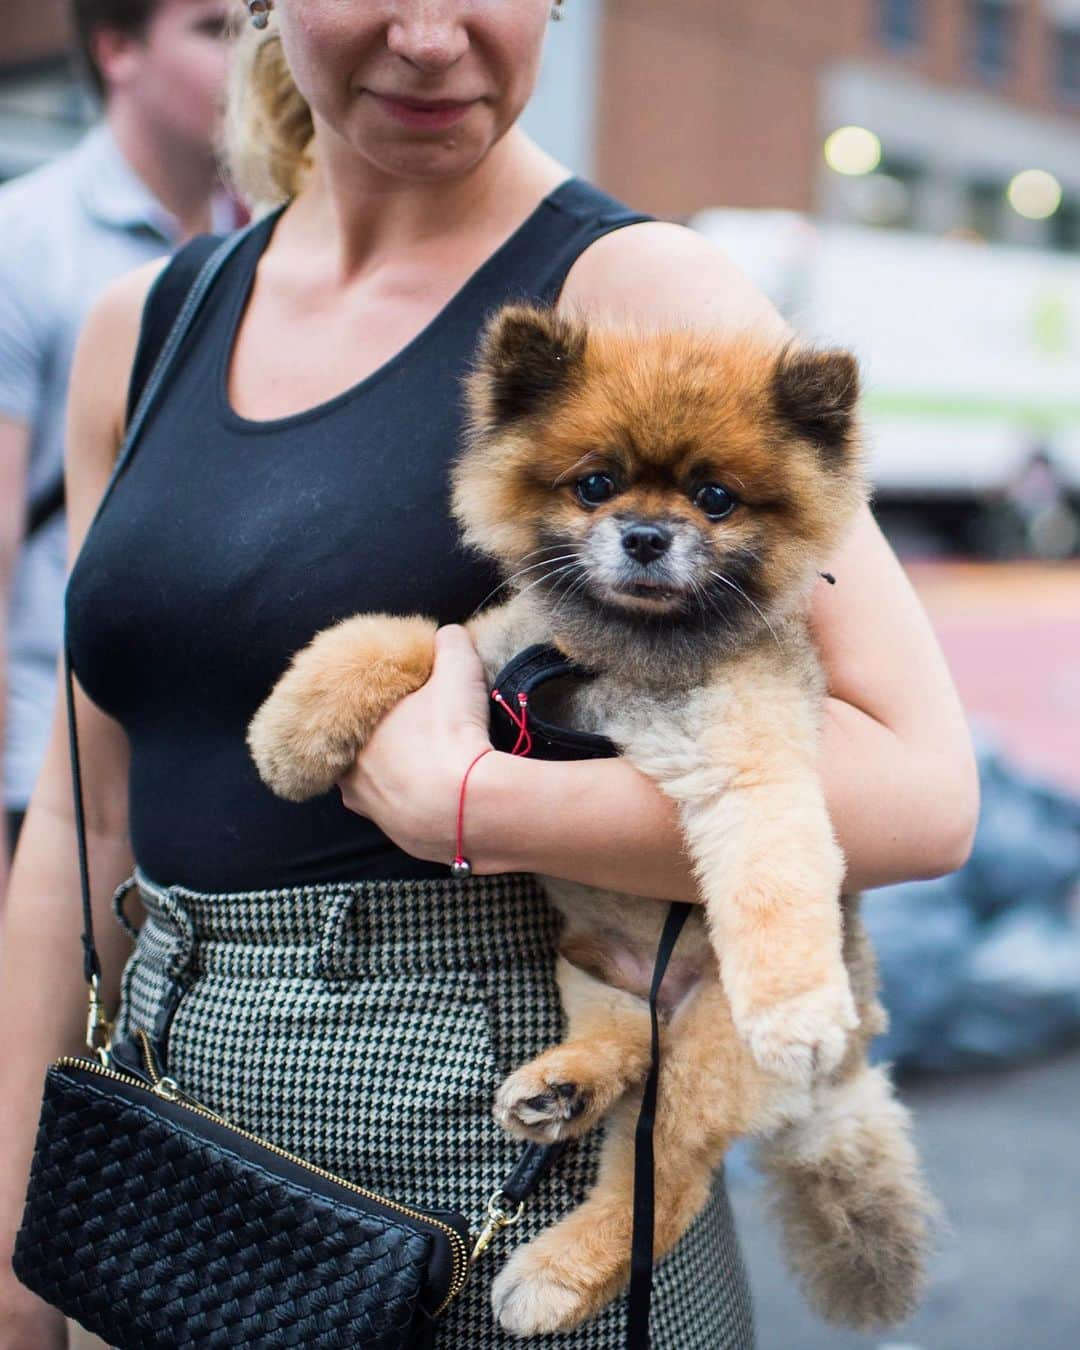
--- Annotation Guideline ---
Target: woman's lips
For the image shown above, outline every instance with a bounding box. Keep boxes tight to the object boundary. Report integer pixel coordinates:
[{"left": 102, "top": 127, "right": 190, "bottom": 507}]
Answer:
[{"left": 370, "top": 93, "right": 475, "bottom": 131}]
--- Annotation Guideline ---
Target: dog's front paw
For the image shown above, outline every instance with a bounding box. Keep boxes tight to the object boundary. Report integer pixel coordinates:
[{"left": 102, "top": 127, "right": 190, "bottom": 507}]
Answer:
[
  {"left": 247, "top": 613, "right": 438, "bottom": 802},
  {"left": 739, "top": 977, "right": 857, "bottom": 1084},
  {"left": 492, "top": 1242, "right": 596, "bottom": 1337},
  {"left": 247, "top": 665, "right": 358, "bottom": 802}
]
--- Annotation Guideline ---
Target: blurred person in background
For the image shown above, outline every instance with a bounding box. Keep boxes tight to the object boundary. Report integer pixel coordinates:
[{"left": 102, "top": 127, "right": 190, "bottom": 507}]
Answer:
[{"left": 0, "top": 0, "right": 235, "bottom": 892}]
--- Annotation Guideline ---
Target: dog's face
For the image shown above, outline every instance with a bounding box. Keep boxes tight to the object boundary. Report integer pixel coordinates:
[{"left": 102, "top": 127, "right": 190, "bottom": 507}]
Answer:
[{"left": 454, "top": 305, "right": 867, "bottom": 674}]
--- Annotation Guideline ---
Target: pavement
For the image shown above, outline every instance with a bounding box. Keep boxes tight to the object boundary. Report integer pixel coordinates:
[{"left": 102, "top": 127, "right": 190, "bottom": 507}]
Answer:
[{"left": 728, "top": 1048, "right": 1080, "bottom": 1350}]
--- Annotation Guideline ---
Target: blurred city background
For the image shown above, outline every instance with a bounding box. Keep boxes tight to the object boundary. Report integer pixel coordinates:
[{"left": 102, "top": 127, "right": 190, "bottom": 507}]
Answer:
[{"left": 2, "top": 2, "right": 1078, "bottom": 1347}]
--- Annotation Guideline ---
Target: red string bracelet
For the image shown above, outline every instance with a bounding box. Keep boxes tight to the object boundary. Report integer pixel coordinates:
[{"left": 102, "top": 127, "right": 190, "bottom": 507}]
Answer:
[{"left": 450, "top": 690, "right": 532, "bottom": 879}]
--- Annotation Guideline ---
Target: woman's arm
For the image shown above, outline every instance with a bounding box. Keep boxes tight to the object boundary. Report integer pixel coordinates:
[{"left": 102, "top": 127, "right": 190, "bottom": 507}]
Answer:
[
  {"left": 342, "top": 507, "right": 978, "bottom": 898},
  {"left": 0, "top": 263, "right": 160, "bottom": 1344},
  {"left": 340, "top": 222, "right": 978, "bottom": 895},
  {"left": 469, "top": 504, "right": 979, "bottom": 895}
]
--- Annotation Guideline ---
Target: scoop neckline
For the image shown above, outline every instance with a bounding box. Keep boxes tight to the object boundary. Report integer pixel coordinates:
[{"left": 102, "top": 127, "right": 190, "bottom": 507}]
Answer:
[{"left": 216, "top": 176, "right": 581, "bottom": 433}]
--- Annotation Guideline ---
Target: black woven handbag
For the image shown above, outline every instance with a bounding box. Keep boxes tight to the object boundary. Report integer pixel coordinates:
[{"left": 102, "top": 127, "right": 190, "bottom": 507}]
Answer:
[{"left": 10, "top": 226, "right": 563, "bottom": 1349}]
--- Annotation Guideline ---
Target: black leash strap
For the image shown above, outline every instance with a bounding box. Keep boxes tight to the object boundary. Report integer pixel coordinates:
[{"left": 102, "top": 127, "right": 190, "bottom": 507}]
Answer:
[
  {"left": 627, "top": 899, "right": 694, "bottom": 1348},
  {"left": 488, "top": 646, "right": 699, "bottom": 1345}
]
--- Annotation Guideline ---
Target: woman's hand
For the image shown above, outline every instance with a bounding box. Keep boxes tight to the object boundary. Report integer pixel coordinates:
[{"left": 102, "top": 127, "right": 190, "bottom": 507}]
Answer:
[
  {"left": 0, "top": 1273, "right": 67, "bottom": 1350},
  {"left": 336, "top": 625, "right": 494, "bottom": 863}
]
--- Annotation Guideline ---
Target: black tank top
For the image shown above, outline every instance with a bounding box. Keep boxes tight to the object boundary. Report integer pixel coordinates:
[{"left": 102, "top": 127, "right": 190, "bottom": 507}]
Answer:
[{"left": 66, "top": 178, "right": 653, "bottom": 890}]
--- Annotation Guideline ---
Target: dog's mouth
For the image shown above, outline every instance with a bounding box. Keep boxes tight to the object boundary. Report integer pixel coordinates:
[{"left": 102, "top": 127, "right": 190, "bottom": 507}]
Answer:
[
  {"left": 601, "top": 577, "right": 690, "bottom": 613},
  {"left": 612, "top": 578, "right": 684, "bottom": 603}
]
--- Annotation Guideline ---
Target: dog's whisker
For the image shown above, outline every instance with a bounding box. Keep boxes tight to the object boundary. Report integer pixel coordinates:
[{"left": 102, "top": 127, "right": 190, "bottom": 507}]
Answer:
[
  {"left": 513, "top": 560, "right": 583, "bottom": 604},
  {"left": 548, "top": 567, "right": 592, "bottom": 623},
  {"left": 709, "top": 570, "right": 783, "bottom": 651},
  {"left": 470, "top": 552, "right": 579, "bottom": 613}
]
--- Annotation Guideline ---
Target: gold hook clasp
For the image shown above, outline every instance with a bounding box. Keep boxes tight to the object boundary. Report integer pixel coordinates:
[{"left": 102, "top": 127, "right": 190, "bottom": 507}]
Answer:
[
  {"left": 471, "top": 1190, "right": 525, "bottom": 1264},
  {"left": 85, "top": 975, "right": 114, "bottom": 1066}
]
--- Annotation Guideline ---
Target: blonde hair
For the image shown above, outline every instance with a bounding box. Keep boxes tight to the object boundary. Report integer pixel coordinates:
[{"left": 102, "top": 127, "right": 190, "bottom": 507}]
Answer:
[{"left": 223, "top": 14, "right": 313, "bottom": 208}]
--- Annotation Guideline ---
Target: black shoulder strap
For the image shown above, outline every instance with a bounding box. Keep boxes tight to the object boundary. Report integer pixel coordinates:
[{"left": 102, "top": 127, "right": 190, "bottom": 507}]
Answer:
[
  {"left": 125, "top": 233, "right": 224, "bottom": 427},
  {"left": 68, "top": 221, "right": 257, "bottom": 992},
  {"left": 26, "top": 477, "right": 65, "bottom": 539}
]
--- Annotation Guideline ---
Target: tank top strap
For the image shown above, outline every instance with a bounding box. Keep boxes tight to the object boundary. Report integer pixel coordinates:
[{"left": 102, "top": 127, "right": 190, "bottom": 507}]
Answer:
[
  {"left": 466, "top": 176, "right": 655, "bottom": 312},
  {"left": 534, "top": 177, "right": 655, "bottom": 305}
]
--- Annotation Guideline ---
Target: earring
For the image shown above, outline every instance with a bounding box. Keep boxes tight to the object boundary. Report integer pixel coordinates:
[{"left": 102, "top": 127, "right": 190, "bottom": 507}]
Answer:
[
  {"left": 551, "top": 0, "right": 565, "bottom": 19},
  {"left": 247, "top": 0, "right": 273, "bottom": 29}
]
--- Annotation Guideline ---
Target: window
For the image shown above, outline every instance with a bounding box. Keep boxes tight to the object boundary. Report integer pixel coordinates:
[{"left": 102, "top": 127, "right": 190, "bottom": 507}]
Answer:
[
  {"left": 1058, "top": 25, "right": 1080, "bottom": 102},
  {"left": 1049, "top": 198, "right": 1080, "bottom": 252},
  {"left": 852, "top": 157, "right": 924, "bottom": 231},
  {"left": 967, "top": 179, "right": 1006, "bottom": 241},
  {"left": 970, "top": 0, "right": 1014, "bottom": 82},
  {"left": 879, "top": 0, "right": 922, "bottom": 50}
]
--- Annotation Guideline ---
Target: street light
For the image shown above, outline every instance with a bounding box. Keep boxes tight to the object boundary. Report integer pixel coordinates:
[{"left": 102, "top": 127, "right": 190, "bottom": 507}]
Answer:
[
  {"left": 1007, "top": 169, "right": 1063, "bottom": 220},
  {"left": 824, "top": 125, "right": 882, "bottom": 176}
]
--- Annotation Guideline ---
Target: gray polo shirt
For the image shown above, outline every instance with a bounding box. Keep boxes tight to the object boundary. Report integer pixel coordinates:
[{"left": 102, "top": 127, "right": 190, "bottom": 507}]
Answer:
[{"left": 0, "top": 123, "right": 235, "bottom": 810}]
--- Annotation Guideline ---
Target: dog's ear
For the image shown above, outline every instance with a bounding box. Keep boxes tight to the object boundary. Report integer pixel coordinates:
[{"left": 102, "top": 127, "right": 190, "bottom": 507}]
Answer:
[
  {"left": 474, "top": 304, "right": 587, "bottom": 425},
  {"left": 772, "top": 344, "right": 860, "bottom": 463}
]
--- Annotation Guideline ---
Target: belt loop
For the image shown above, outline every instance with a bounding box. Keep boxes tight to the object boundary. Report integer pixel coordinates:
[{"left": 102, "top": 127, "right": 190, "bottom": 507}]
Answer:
[
  {"left": 111, "top": 874, "right": 142, "bottom": 940},
  {"left": 317, "top": 892, "right": 355, "bottom": 985},
  {"left": 133, "top": 875, "right": 197, "bottom": 1070}
]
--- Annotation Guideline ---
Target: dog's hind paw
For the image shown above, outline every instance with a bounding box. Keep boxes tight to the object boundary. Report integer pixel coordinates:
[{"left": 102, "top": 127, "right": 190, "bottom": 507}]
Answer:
[
  {"left": 494, "top": 1063, "right": 605, "bottom": 1144},
  {"left": 492, "top": 1245, "right": 592, "bottom": 1337},
  {"left": 739, "top": 977, "right": 857, "bottom": 1084}
]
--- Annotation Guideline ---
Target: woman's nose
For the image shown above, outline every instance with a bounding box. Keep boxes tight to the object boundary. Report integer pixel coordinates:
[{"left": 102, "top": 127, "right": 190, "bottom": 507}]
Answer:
[{"left": 386, "top": 3, "right": 469, "bottom": 73}]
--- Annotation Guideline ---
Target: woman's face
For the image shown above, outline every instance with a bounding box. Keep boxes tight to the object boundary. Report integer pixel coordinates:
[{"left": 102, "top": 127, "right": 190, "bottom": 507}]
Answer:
[{"left": 273, "top": 1, "right": 552, "bottom": 181}]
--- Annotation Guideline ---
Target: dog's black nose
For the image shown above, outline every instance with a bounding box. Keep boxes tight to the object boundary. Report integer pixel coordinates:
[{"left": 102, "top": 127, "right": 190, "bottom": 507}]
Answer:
[{"left": 622, "top": 524, "right": 672, "bottom": 565}]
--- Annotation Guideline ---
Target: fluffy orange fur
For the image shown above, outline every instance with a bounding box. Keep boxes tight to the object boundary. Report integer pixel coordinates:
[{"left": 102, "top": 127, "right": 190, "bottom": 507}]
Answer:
[{"left": 247, "top": 305, "right": 936, "bottom": 1336}]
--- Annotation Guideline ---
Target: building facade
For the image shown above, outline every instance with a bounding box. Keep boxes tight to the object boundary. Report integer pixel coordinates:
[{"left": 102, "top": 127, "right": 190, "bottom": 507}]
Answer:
[
  {"left": 0, "top": 0, "right": 87, "bottom": 179},
  {"left": 596, "top": 0, "right": 1080, "bottom": 247}
]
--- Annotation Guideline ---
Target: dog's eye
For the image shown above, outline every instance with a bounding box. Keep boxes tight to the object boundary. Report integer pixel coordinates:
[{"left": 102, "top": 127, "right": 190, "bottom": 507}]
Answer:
[
  {"left": 576, "top": 473, "right": 617, "bottom": 506},
  {"left": 694, "top": 484, "right": 737, "bottom": 520}
]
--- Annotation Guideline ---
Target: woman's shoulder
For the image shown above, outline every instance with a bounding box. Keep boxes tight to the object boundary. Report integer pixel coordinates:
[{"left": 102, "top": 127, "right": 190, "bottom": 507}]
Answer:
[
  {"left": 557, "top": 211, "right": 790, "bottom": 339},
  {"left": 68, "top": 258, "right": 169, "bottom": 468},
  {"left": 79, "top": 257, "right": 172, "bottom": 399}
]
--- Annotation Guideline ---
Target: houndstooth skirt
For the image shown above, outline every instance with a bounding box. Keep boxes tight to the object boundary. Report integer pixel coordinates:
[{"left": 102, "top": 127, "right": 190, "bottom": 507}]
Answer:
[{"left": 111, "top": 869, "right": 755, "bottom": 1348}]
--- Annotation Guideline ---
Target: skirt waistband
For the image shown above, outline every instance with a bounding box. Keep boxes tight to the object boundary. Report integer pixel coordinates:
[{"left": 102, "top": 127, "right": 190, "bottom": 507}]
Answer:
[{"left": 115, "top": 868, "right": 557, "bottom": 978}]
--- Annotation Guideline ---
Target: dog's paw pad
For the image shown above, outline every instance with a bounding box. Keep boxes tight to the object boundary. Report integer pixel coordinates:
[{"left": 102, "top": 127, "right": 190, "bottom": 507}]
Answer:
[{"left": 494, "top": 1071, "right": 592, "bottom": 1143}]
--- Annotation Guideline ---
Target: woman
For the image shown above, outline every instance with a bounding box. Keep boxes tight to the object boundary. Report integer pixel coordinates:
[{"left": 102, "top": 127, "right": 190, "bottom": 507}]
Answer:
[{"left": 0, "top": 2, "right": 979, "bottom": 1346}]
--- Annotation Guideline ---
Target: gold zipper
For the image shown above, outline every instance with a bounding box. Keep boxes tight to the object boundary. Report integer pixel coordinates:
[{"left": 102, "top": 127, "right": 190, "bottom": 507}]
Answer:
[{"left": 54, "top": 1035, "right": 470, "bottom": 1313}]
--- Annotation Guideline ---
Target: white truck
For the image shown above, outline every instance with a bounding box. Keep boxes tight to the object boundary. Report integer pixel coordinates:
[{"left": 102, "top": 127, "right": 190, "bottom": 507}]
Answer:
[{"left": 690, "top": 209, "right": 1080, "bottom": 502}]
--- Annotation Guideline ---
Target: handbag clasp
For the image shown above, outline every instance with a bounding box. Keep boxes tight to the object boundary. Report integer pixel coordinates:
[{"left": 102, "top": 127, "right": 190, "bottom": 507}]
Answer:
[
  {"left": 471, "top": 1190, "right": 525, "bottom": 1264},
  {"left": 86, "top": 975, "right": 114, "bottom": 1066}
]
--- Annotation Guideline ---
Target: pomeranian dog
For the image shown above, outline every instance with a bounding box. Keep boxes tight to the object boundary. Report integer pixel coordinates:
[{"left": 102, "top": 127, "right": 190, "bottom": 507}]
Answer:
[{"left": 248, "top": 305, "right": 935, "bottom": 1336}]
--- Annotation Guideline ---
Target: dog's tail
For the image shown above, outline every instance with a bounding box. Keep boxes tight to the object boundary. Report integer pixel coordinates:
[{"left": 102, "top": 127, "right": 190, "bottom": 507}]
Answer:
[{"left": 754, "top": 1063, "right": 938, "bottom": 1329}]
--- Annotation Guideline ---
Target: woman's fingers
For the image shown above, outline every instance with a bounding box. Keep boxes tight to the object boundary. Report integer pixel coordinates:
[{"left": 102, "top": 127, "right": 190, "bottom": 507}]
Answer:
[{"left": 433, "top": 624, "right": 491, "bottom": 735}]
